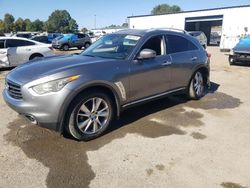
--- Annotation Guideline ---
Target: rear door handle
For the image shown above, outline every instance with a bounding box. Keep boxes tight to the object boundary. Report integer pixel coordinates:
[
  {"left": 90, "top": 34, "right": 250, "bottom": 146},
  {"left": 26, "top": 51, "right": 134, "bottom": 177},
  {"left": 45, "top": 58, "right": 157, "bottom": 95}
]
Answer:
[
  {"left": 191, "top": 57, "right": 198, "bottom": 61},
  {"left": 161, "top": 61, "right": 172, "bottom": 66}
]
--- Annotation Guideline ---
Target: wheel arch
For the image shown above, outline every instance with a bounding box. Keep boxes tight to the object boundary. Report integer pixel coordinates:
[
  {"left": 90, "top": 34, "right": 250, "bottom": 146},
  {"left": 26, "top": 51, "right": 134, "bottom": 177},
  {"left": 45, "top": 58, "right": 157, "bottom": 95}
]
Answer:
[
  {"left": 56, "top": 83, "right": 121, "bottom": 133},
  {"left": 188, "top": 65, "right": 210, "bottom": 88},
  {"left": 29, "top": 53, "right": 43, "bottom": 60}
]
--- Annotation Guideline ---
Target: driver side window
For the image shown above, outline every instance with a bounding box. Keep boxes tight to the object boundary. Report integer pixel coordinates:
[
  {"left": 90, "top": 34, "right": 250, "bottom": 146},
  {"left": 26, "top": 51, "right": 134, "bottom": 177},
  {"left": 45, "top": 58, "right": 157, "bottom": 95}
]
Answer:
[{"left": 141, "top": 35, "right": 165, "bottom": 56}]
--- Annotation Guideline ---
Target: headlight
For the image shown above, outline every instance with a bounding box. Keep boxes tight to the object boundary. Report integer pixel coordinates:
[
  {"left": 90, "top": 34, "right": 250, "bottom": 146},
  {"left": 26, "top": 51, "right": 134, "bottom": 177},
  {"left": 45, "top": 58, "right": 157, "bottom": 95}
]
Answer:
[
  {"left": 32, "top": 75, "right": 80, "bottom": 95},
  {"left": 230, "top": 49, "right": 235, "bottom": 55}
]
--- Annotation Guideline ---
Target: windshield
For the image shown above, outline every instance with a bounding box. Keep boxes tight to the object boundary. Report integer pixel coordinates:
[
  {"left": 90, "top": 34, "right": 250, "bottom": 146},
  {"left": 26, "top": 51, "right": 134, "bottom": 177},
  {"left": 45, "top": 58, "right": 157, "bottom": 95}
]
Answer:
[{"left": 81, "top": 34, "right": 141, "bottom": 60}]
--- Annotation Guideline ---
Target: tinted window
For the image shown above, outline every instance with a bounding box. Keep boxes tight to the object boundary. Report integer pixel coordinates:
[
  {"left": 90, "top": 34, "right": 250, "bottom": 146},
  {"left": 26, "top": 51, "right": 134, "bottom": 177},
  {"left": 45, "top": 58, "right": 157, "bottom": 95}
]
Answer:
[
  {"left": 6, "top": 39, "right": 35, "bottom": 48},
  {"left": 166, "top": 35, "right": 198, "bottom": 54},
  {"left": 16, "top": 33, "right": 32, "bottom": 38},
  {"left": 141, "top": 35, "right": 165, "bottom": 56},
  {"left": 24, "top": 40, "right": 35, "bottom": 46},
  {"left": 0, "top": 40, "right": 5, "bottom": 49},
  {"left": 77, "top": 34, "right": 85, "bottom": 38}
]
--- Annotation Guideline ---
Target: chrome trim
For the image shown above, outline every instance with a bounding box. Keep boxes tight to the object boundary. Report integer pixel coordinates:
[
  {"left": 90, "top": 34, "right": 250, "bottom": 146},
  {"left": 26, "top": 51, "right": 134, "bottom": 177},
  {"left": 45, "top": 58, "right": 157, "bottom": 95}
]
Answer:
[
  {"left": 6, "top": 79, "right": 22, "bottom": 100},
  {"left": 115, "top": 81, "right": 126, "bottom": 100},
  {"left": 122, "top": 87, "right": 185, "bottom": 108}
]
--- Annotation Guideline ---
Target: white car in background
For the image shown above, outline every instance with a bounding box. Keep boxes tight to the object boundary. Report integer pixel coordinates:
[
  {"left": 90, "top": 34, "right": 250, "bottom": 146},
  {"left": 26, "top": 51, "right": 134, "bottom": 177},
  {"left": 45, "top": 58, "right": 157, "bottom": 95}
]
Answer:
[{"left": 0, "top": 37, "right": 54, "bottom": 68}]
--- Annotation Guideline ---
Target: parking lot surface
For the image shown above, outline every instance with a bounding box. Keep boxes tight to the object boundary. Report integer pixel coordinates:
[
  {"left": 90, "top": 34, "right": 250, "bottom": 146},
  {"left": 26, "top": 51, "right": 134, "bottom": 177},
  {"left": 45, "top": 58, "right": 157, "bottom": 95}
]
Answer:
[{"left": 0, "top": 47, "right": 250, "bottom": 188}]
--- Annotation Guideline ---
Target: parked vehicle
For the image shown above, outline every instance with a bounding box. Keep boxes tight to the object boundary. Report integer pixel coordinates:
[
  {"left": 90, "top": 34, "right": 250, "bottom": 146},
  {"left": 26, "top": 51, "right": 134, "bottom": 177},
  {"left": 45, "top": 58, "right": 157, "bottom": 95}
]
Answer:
[
  {"left": 229, "top": 36, "right": 250, "bottom": 65},
  {"left": 3, "top": 29, "right": 210, "bottom": 141},
  {"left": 210, "top": 31, "right": 221, "bottom": 45},
  {"left": 31, "top": 35, "right": 51, "bottom": 44},
  {"left": 48, "top": 33, "right": 62, "bottom": 43},
  {"left": 0, "top": 37, "right": 54, "bottom": 68},
  {"left": 52, "top": 33, "right": 92, "bottom": 50},
  {"left": 15, "top": 32, "right": 32, "bottom": 39},
  {"left": 188, "top": 31, "right": 207, "bottom": 49}
]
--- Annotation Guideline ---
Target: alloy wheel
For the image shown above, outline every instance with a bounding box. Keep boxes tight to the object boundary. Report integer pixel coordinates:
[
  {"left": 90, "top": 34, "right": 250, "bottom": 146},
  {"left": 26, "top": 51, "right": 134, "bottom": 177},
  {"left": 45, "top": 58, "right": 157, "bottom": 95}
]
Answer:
[
  {"left": 76, "top": 97, "right": 110, "bottom": 134},
  {"left": 193, "top": 72, "right": 204, "bottom": 97}
]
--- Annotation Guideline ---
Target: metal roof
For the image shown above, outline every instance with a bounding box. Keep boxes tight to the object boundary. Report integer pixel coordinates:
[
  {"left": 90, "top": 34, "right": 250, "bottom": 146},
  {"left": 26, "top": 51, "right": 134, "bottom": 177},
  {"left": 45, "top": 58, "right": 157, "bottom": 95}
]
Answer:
[{"left": 128, "top": 4, "right": 250, "bottom": 18}]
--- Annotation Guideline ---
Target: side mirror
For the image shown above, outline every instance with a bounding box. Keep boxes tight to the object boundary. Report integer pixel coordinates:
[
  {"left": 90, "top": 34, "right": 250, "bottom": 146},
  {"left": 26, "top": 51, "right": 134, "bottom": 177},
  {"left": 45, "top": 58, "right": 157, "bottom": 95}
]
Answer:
[{"left": 137, "top": 49, "right": 156, "bottom": 60}]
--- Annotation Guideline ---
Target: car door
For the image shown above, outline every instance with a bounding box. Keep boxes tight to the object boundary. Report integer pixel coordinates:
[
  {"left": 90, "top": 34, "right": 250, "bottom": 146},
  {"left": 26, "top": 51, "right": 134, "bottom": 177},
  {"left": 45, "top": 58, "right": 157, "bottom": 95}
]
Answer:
[
  {"left": 165, "top": 34, "right": 200, "bottom": 89},
  {"left": 70, "top": 34, "right": 80, "bottom": 47},
  {"left": 76, "top": 34, "right": 85, "bottom": 46},
  {"left": 0, "top": 39, "right": 9, "bottom": 67},
  {"left": 129, "top": 35, "right": 172, "bottom": 102},
  {"left": 6, "top": 39, "right": 35, "bottom": 66}
]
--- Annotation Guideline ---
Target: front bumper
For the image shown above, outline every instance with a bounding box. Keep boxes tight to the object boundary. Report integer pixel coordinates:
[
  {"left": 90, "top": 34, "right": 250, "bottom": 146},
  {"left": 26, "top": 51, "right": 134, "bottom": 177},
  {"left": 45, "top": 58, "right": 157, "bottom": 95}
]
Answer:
[
  {"left": 3, "top": 86, "right": 71, "bottom": 132},
  {"left": 230, "top": 53, "right": 250, "bottom": 62}
]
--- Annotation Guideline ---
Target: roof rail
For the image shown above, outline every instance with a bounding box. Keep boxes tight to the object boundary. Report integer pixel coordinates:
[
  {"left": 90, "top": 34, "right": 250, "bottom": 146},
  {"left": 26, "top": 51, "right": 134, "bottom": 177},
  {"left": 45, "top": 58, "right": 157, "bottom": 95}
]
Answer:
[{"left": 149, "top": 27, "right": 188, "bottom": 34}]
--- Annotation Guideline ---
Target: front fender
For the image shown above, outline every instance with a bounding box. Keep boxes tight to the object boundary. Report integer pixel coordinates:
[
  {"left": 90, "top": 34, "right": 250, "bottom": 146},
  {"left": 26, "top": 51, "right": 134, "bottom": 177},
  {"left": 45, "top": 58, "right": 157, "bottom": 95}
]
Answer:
[{"left": 56, "top": 80, "right": 123, "bottom": 133}]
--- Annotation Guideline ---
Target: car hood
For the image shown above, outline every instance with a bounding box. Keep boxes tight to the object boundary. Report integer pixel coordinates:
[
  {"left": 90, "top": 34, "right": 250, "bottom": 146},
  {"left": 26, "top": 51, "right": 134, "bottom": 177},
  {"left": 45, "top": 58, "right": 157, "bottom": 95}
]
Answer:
[
  {"left": 233, "top": 37, "right": 250, "bottom": 54},
  {"left": 7, "top": 54, "right": 113, "bottom": 84}
]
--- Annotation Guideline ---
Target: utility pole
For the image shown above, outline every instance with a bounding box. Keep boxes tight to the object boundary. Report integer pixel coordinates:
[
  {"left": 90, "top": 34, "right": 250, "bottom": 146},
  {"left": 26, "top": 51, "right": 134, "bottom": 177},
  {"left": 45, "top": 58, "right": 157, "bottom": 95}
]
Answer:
[{"left": 94, "top": 14, "right": 96, "bottom": 29}]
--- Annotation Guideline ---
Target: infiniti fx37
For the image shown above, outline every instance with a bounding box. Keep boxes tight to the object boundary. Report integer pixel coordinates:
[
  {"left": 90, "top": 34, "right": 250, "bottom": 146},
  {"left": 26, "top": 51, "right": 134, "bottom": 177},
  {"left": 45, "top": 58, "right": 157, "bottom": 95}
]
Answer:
[{"left": 3, "top": 29, "right": 210, "bottom": 141}]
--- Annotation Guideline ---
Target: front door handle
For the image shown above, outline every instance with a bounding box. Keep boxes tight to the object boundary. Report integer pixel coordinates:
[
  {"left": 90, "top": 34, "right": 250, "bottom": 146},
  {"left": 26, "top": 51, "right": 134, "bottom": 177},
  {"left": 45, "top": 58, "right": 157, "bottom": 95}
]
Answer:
[
  {"left": 191, "top": 57, "right": 198, "bottom": 61},
  {"left": 161, "top": 61, "right": 172, "bottom": 66}
]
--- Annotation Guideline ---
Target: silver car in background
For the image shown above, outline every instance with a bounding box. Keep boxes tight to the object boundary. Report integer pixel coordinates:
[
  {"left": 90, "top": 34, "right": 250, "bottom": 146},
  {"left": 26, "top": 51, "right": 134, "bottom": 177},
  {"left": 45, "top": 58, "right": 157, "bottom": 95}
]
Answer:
[
  {"left": 188, "top": 31, "right": 207, "bottom": 49},
  {"left": 3, "top": 29, "right": 210, "bottom": 141}
]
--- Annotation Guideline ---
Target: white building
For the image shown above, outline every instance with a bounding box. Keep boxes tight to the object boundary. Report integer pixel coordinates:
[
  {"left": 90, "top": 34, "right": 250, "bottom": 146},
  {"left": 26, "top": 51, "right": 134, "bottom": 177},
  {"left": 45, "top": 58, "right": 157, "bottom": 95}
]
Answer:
[{"left": 128, "top": 5, "right": 250, "bottom": 50}]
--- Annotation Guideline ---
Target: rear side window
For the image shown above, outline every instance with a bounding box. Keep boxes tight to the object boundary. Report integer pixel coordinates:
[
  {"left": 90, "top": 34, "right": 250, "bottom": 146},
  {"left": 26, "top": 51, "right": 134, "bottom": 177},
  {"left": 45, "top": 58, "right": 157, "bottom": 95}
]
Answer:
[
  {"left": 0, "top": 40, "right": 5, "bottom": 49},
  {"left": 77, "top": 34, "right": 85, "bottom": 38},
  {"left": 6, "top": 39, "right": 35, "bottom": 47},
  {"left": 24, "top": 40, "right": 35, "bottom": 46},
  {"left": 166, "top": 34, "right": 198, "bottom": 54}
]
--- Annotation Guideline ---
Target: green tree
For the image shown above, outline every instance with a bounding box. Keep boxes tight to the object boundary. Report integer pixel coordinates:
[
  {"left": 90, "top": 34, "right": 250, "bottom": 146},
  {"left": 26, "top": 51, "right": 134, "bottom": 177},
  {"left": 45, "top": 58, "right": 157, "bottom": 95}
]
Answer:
[
  {"left": 24, "top": 19, "right": 32, "bottom": 31},
  {"left": 151, "top": 4, "right": 181, "bottom": 15},
  {"left": 45, "top": 10, "right": 78, "bottom": 33},
  {"left": 122, "top": 23, "right": 128, "bottom": 28},
  {"left": 4, "top": 13, "right": 15, "bottom": 32},
  {"left": 68, "top": 19, "right": 78, "bottom": 33},
  {"left": 81, "top": 27, "right": 88, "bottom": 34},
  {"left": 15, "top": 18, "right": 25, "bottom": 32},
  {"left": 30, "top": 19, "right": 44, "bottom": 31},
  {"left": 0, "top": 19, "right": 5, "bottom": 33}
]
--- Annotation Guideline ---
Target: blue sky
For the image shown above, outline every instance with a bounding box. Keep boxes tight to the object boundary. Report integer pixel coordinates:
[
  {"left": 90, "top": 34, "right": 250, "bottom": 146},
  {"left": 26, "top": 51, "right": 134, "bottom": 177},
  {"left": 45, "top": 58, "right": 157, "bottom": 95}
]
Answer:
[{"left": 0, "top": 0, "right": 249, "bottom": 29}]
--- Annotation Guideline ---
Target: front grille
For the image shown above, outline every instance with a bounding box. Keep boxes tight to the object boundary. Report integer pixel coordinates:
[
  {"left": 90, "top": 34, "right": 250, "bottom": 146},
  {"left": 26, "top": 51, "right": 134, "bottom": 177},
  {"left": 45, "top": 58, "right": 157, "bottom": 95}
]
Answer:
[{"left": 6, "top": 80, "right": 22, "bottom": 100}]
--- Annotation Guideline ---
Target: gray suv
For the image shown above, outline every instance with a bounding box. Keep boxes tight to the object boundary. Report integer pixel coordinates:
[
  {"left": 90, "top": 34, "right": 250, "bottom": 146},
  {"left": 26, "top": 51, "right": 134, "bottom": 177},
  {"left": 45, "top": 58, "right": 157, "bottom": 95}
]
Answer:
[
  {"left": 52, "top": 33, "right": 92, "bottom": 51},
  {"left": 3, "top": 29, "right": 210, "bottom": 141}
]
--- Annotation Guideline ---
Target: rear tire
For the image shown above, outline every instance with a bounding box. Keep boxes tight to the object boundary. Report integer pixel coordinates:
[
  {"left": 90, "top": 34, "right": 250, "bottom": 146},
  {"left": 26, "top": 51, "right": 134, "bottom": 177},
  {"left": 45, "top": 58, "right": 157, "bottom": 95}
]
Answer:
[
  {"left": 29, "top": 54, "right": 43, "bottom": 60},
  {"left": 65, "top": 90, "right": 114, "bottom": 141},
  {"left": 77, "top": 46, "right": 82, "bottom": 50},
  {"left": 188, "top": 71, "right": 205, "bottom": 100}
]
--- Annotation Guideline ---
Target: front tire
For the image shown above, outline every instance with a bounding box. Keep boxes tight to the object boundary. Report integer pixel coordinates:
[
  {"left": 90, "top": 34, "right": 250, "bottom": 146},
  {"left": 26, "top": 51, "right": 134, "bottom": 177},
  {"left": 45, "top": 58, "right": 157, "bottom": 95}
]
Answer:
[
  {"left": 84, "top": 42, "right": 90, "bottom": 49},
  {"left": 65, "top": 91, "right": 114, "bottom": 141},
  {"left": 62, "top": 44, "right": 69, "bottom": 51},
  {"left": 188, "top": 71, "right": 205, "bottom": 100}
]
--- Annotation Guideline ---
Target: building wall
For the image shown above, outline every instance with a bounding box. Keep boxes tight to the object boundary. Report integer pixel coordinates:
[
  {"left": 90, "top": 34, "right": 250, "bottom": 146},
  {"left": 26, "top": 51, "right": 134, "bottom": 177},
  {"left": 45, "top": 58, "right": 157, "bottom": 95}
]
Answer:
[{"left": 128, "top": 6, "right": 250, "bottom": 49}]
